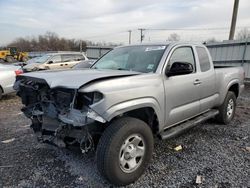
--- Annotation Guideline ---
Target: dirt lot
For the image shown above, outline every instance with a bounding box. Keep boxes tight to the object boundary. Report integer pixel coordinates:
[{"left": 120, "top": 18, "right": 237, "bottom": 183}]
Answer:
[{"left": 0, "top": 84, "right": 250, "bottom": 188}]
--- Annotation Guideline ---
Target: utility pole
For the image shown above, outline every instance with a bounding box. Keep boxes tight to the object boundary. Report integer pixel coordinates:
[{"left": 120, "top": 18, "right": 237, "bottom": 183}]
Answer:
[
  {"left": 80, "top": 40, "right": 83, "bottom": 52},
  {"left": 128, "top": 30, "right": 132, "bottom": 44},
  {"left": 138, "top": 28, "right": 146, "bottom": 43},
  {"left": 229, "top": 0, "right": 239, "bottom": 40}
]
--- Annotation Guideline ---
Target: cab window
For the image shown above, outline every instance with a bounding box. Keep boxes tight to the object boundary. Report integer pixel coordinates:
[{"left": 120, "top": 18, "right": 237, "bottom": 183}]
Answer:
[
  {"left": 168, "top": 47, "right": 196, "bottom": 73},
  {"left": 196, "top": 47, "right": 211, "bottom": 72}
]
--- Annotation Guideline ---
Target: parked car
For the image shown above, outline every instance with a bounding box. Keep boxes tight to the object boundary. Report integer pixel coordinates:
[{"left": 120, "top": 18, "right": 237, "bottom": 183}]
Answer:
[
  {"left": 72, "top": 60, "right": 96, "bottom": 69},
  {"left": 14, "top": 56, "right": 43, "bottom": 67},
  {"left": 0, "top": 64, "right": 22, "bottom": 99},
  {"left": 23, "top": 52, "right": 88, "bottom": 72},
  {"left": 15, "top": 42, "right": 244, "bottom": 186}
]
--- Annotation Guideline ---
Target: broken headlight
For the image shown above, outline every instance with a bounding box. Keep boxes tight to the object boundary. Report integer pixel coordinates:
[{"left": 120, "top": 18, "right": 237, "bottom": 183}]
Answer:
[
  {"left": 52, "top": 89, "right": 75, "bottom": 112},
  {"left": 75, "top": 92, "right": 103, "bottom": 109},
  {"left": 87, "top": 108, "right": 106, "bottom": 123}
]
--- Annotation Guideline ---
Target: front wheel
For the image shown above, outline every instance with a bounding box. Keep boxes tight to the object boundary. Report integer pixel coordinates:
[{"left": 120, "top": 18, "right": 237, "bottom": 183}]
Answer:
[
  {"left": 96, "top": 117, "right": 154, "bottom": 186},
  {"left": 216, "top": 91, "right": 236, "bottom": 124}
]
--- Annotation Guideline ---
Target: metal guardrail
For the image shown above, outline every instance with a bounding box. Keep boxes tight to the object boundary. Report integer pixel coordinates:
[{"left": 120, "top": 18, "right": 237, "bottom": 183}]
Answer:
[
  {"left": 86, "top": 46, "right": 113, "bottom": 59},
  {"left": 206, "top": 39, "right": 250, "bottom": 78}
]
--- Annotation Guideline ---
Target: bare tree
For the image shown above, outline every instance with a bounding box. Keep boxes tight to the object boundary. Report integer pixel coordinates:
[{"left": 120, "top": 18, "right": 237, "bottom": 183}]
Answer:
[
  {"left": 7, "top": 32, "right": 87, "bottom": 52},
  {"left": 167, "top": 33, "right": 180, "bottom": 41},
  {"left": 236, "top": 28, "right": 250, "bottom": 40},
  {"left": 6, "top": 31, "right": 121, "bottom": 52}
]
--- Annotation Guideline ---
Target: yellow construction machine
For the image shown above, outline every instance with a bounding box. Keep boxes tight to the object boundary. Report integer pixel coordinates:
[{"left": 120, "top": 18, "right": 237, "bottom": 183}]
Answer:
[{"left": 0, "top": 47, "right": 28, "bottom": 63}]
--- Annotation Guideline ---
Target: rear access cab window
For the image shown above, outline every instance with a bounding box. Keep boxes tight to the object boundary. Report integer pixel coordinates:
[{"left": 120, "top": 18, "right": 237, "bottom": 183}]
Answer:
[{"left": 196, "top": 47, "right": 211, "bottom": 72}]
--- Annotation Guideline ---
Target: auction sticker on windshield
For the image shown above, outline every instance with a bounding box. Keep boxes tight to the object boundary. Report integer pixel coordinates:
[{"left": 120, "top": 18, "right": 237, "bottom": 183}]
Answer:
[{"left": 145, "top": 46, "right": 166, "bottom": 51}]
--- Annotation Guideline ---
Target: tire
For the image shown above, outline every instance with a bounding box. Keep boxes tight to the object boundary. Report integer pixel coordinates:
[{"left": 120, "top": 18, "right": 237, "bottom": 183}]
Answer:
[
  {"left": 6, "top": 56, "right": 15, "bottom": 63},
  {"left": 96, "top": 117, "right": 154, "bottom": 186},
  {"left": 216, "top": 91, "right": 236, "bottom": 124}
]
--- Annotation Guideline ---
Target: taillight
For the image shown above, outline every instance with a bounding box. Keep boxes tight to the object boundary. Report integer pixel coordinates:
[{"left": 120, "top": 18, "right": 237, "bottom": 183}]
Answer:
[{"left": 15, "top": 70, "right": 23, "bottom": 76}]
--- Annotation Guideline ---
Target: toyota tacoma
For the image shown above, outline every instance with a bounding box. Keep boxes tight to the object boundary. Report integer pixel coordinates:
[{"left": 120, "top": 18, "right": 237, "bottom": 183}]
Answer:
[{"left": 14, "top": 42, "right": 245, "bottom": 186}]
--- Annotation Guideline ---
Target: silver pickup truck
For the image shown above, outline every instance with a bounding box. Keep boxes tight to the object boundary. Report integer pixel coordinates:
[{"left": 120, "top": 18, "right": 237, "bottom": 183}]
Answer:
[{"left": 15, "top": 42, "right": 244, "bottom": 186}]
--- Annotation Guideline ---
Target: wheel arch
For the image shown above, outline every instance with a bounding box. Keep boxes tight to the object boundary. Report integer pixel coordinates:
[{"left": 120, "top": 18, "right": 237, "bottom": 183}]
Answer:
[
  {"left": 220, "top": 79, "right": 240, "bottom": 103},
  {"left": 228, "top": 83, "right": 239, "bottom": 98},
  {"left": 103, "top": 98, "right": 163, "bottom": 134}
]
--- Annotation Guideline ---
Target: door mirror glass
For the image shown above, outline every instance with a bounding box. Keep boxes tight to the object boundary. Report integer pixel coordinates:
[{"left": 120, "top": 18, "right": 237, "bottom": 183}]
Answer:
[{"left": 166, "top": 62, "right": 193, "bottom": 77}]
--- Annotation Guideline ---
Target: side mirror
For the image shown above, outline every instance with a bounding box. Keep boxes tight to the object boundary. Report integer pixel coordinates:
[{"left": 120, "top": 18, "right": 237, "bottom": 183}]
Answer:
[
  {"left": 47, "top": 61, "right": 53, "bottom": 64},
  {"left": 166, "top": 62, "right": 193, "bottom": 77}
]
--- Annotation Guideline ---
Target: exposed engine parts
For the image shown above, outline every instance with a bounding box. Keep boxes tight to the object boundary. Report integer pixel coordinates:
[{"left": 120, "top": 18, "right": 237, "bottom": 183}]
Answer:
[
  {"left": 79, "top": 130, "right": 94, "bottom": 153},
  {"left": 15, "top": 76, "right": 105, "bottom": 152}
]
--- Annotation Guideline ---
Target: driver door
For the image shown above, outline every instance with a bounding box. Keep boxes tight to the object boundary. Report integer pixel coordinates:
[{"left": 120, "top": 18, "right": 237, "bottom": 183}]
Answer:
[{"left": 164, "top": 46, "right": 201, "bottom": 128}]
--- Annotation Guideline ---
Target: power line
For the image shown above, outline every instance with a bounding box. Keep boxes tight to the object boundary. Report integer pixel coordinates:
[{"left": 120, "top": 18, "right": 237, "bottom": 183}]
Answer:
[
  {"left": 83, "top": 26, "right": 250, "bottom": 40},
  {"left": 81, "top": 26, "right": 250, "bottom": 44},
  {"left": 145, "top": 26, "right": 250, "bottom": 31}
]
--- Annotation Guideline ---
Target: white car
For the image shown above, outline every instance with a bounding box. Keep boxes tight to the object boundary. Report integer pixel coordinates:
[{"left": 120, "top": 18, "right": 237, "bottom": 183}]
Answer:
[
  {"left": 0, "top": 64, "right": 23, "bottom": 99},
  {"left": 23, "top": 52, "right": 88, "bottom": 72}
]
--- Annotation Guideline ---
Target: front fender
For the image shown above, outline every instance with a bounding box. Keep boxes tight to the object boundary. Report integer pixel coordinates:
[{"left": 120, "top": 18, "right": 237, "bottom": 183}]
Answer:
[{"left": 102, "top": 97, "right": 164, "bottom": 127}]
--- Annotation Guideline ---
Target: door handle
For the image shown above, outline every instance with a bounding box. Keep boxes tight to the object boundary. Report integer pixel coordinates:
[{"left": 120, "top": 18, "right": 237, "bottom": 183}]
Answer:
[{"left": 193, "top": 79, "right": 202, "bottom": 85}]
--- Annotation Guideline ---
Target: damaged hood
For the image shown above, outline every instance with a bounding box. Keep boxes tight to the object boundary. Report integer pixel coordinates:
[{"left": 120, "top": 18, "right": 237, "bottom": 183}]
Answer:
[{"left": 20, "top": 69, "right": 140, "bottom": 89}]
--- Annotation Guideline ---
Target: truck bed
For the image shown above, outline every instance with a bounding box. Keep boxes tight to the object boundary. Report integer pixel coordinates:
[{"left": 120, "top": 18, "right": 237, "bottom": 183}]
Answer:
[{"left": 214, "top": 66, "right": 244, "bottom": 106}]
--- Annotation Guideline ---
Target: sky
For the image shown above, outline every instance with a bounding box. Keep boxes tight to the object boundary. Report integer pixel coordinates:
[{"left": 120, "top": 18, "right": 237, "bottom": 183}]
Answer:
[{"left": 0, "top": 0, "right": 250, "bottom": 45}]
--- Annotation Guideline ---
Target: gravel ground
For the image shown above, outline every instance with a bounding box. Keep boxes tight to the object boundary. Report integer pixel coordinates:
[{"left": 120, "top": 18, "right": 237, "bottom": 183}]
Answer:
[{"left": 0, "top": 84, "right": 250, "bottom": 188}]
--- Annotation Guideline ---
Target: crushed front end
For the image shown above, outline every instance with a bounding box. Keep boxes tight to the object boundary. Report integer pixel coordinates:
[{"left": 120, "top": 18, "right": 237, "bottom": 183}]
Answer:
[{"left": 15, "top": 76, "right": 106, "bottom": 153}]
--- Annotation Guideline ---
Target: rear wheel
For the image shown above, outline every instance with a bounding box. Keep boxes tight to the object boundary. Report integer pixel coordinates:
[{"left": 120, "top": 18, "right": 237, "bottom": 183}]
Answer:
[
  {"left": 216, "top": 91, "right": 236, "bottom": 124},
  {"left": 96, "top": 117, "right": 154, "bottom": 186}
]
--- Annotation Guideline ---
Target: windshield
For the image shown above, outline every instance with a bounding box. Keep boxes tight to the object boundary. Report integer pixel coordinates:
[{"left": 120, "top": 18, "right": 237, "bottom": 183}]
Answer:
[
  {"left": 73, "top": 60, "right": 95, "bottom": 69},
  {"left": 26, "top": 56, "right": 40, "bottom": 64},
  {"left": 92, "top": 45, "right": 167, "bottom": 73},
  {"left": 34, "top": 54, "right": 51, "bottom": 63}
]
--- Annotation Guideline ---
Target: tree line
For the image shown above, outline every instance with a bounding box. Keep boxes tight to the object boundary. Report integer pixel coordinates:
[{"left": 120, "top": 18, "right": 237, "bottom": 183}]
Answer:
[
  {"left": 1, "top": 28, "right": 250, "bottom": 52},
  {"left": 2, "top": 31, "right": 119, "bottom": 52}
]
